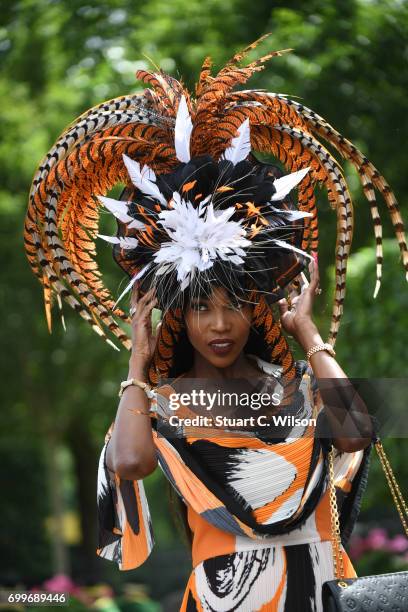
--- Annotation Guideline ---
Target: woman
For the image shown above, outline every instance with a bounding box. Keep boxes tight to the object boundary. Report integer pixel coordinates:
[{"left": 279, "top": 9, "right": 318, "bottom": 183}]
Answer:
[
  {"left": 98, "top": 254, "right": 373, "bottom": 611},
  {"left": 25, "top": 38, "right": 407, "bottom": 612}
]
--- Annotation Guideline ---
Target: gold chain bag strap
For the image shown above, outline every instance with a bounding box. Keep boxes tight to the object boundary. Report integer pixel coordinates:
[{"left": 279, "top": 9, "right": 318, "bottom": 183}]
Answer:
[{"left": 322, "top": 442, "right": 408, "bottom": 611}]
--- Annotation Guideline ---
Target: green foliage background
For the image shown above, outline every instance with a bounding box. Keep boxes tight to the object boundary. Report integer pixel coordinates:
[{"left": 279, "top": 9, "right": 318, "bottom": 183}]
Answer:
[{"left": 1, "top": 0, "right": 407, "bottom": 602}]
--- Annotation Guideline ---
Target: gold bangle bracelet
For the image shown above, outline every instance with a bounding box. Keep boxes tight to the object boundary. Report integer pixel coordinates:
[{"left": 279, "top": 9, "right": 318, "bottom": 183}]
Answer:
[{"left": 306, "top": 342, "right": 336, "bottom": 361}]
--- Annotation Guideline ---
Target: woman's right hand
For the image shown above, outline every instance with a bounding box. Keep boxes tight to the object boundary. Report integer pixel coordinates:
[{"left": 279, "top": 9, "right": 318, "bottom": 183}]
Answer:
[{"left": 129, "top": 284, "right": 161, "bottom": 369}]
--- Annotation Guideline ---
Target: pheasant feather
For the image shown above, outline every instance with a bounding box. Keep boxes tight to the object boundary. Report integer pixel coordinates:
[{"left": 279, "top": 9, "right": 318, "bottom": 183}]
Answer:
[{"left": 23, "top": 37, "right": 407, "bottom": 354}]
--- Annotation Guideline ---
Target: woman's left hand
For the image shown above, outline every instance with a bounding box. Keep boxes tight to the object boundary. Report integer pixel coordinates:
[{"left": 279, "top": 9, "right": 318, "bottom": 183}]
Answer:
[{"left": 277, "top": 257, "right": 320, "bottom": 342}]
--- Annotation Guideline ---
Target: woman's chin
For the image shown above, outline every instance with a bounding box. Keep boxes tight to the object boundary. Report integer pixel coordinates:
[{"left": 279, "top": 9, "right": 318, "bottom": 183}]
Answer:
[{"left": 201, "top": 349, "right": 242, "bottom": 369}]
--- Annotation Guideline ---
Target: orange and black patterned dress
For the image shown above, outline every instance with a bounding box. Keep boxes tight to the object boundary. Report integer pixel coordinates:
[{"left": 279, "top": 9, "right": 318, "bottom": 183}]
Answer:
[{"left": 96, "top": 355, "right": 372, "bottom": 611}]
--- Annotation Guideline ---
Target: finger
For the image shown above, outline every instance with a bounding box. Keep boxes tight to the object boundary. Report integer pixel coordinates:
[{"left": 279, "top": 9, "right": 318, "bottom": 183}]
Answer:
[
  {"left": 138, "top": 286, "right": 156, "bottom": 306},
  {"left": 299, "top": 272, "right": 309, "bottom": 290},
  {"left": 138, "top": 308, "right": 154, "bottom": 331},
  {"left": 288, "top": 286, "right": 299, "bottom": 300},
  {"left": 145, "top": 294, "right": 158, "bottom": 308},
  {"left": 139, "top": 296, "right": 158, "bottom": 318},
  {"left": 145, "top": 286, "right": 157, "bottom": 299},
  {"left": 131, "top": 295, "right": 158, "bottom": 322},
  {"left": 149, "top": 296, "right": 159, "bottom": 311},
  {"left": 306, "top": 260, "right": 315, "bottom": 287},
  {"left": 130, "top": 282, "right": 139, "bottom": 307},
  {"left": 308, "top": 259, "right": 320, "bottom": 292},
  {"left": 277, "top": 298, "right": 289, "bottom": 316}
]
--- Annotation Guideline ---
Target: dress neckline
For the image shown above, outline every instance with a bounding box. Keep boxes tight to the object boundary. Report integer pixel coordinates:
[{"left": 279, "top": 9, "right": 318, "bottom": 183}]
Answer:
[{"left": 157, "top": 354, "right": 283, "bottom": 394}]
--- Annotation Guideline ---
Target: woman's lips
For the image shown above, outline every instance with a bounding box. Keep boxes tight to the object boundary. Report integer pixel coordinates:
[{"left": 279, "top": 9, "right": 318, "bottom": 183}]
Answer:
[{"left": 208, "top": 340, "right": 235, "bottom": 356}]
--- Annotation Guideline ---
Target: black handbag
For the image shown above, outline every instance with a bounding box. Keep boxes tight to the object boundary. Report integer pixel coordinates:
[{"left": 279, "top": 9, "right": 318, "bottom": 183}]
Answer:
[{"left": 322, "top": 440, "right": 408, "bottom": 611}]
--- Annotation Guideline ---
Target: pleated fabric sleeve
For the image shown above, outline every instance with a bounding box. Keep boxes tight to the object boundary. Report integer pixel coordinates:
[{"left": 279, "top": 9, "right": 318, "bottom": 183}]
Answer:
[
  {"left": 96, "top": 421, "right": 155, "bottom": 571},
  {"left": 95, "top": 354, "right": 373, "bottom": 595}
]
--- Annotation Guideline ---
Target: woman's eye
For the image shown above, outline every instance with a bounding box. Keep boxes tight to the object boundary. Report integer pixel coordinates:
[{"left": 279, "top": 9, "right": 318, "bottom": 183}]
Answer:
[{"left": 191, "top": 302, "right": 208, "bottom": 311}]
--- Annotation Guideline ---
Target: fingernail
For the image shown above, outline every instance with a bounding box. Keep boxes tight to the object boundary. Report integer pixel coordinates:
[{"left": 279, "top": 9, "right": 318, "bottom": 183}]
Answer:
[{"left": 312, "top": 252, "right": 318, "bottom": 263}]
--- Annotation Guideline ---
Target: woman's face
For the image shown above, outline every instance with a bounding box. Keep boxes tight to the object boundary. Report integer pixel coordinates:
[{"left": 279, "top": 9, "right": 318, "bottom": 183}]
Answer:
[{"left": 184, "top": 286, "right": 254, "bottom": 368}]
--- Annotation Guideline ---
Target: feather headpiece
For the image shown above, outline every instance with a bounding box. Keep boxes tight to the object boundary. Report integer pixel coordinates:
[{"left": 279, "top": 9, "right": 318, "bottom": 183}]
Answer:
[
  {"left": 96, "top": 112, "right": 312, "bottom": 313},
  {"left": 24, "top": 37, "right": 408, "bottom": 355}
]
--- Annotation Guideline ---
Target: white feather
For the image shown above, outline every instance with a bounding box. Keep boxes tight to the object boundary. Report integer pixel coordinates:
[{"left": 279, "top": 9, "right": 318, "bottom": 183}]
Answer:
[
  {"left": 174, "top": 95, "right": 193, "bottom": 163},
  {"left": 98, "top": 196, "right": 133, "bottom": 224},
  {"left": 222, "top": 118, "right": 251, "bottom": 165},
  {"left": 268, "top": 207, "right": 313, "bottom": 220},
  {"left": 271, "top": 167, "right": 310, "bottom": 201},
  {"left": 97, "top": 235, "right": 139, "bottom": 249},
  {"left": 122, "top": 154, "right": 167, "bottom": 205},
  {"left": 155, "top": 263, "right": 172, "bottom": 276},
  {"left": 98, "top": 196, "right": 146, "bottom": 230},
  {"left": 127, "top": 218, "right": 146, "bottom": 230},
  {"left": 112, "top": 263, "right": 152, "bottom": 310},
  {"left": 273, "top": 238, "right": 314, "bottom": 261},
  {"left": 153, "top": 192, "right": 251, "bottom": 290},
  {"left": 229, "top": 255, "right": 245, "bottom": 265}
]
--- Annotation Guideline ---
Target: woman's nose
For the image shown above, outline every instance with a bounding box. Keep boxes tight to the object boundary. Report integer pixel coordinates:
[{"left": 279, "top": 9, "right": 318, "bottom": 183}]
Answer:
[{"left": 210, "top": 308, "right": 232, "bottom": 332}]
